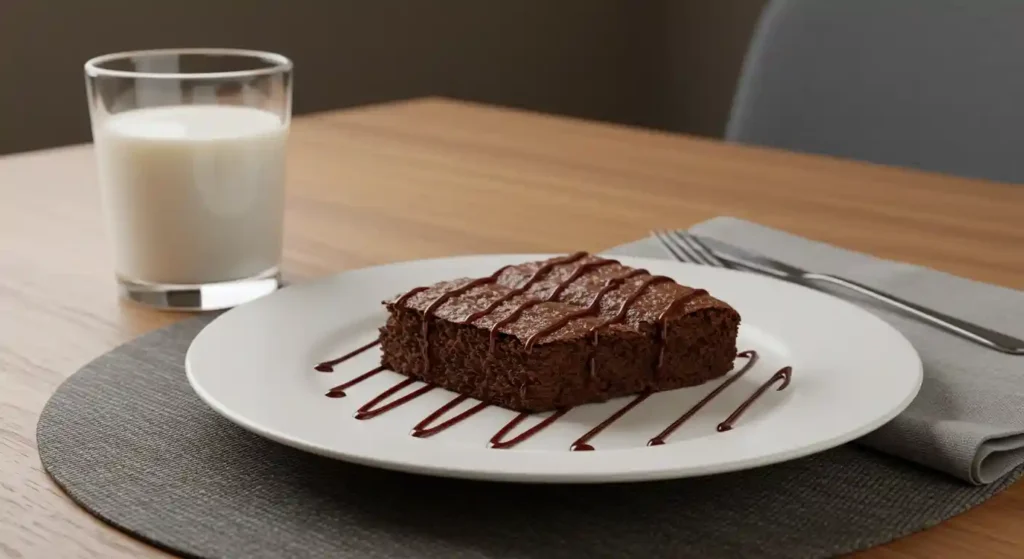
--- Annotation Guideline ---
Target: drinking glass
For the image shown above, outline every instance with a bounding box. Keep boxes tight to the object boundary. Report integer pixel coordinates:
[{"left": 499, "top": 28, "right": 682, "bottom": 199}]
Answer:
[{"left": 84, "top": 48, "right": 293, "bottom": 310}]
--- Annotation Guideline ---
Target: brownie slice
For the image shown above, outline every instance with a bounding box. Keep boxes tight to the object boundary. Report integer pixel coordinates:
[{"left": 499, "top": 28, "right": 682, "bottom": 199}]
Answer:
[{"left": 378, "top": 253, "right": 740, "bottom": 413}]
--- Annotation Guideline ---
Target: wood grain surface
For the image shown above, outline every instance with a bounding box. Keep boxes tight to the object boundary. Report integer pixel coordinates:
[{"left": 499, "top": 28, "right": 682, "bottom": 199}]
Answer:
[{"left": 1, "top": 98, "right": 1022, "bottom": 558}]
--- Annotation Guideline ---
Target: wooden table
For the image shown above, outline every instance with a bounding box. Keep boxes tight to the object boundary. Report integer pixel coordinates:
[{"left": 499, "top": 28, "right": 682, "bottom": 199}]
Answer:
[{"left": 2, "top": 98, "right": 1022, "bottom": 558}]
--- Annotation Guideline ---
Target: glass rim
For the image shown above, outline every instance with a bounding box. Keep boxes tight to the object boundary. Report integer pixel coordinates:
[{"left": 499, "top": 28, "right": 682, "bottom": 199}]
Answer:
[{"left": 85, "top": 48, "right": 292, "bottom": 80}]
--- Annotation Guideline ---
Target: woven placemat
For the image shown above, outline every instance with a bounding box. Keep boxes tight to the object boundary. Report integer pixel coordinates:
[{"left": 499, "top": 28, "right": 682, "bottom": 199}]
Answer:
[{"left": 37, "top": 314, "right": 1023, "bottom": 559}]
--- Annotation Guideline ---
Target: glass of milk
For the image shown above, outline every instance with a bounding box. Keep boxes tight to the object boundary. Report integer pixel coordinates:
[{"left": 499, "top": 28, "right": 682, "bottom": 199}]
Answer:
[{"left": 84, "top": 48, "right": 292, "bottom": 311}]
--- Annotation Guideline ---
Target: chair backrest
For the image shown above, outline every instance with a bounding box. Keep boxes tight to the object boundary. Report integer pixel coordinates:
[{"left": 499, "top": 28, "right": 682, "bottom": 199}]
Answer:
[{"left": 725, "top": 0, "right": 1024, "bottom": 184}]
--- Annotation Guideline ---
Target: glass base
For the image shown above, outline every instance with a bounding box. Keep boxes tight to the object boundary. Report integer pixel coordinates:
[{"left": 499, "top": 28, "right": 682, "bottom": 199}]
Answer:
[{"left": 118, "top": 268, "right": 282, "bottom": 311}]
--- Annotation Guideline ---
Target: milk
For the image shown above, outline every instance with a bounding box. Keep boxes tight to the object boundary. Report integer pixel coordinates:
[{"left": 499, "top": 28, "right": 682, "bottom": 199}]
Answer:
[{"left": 94, "top": 105, "right": 287, "bottom": 285}]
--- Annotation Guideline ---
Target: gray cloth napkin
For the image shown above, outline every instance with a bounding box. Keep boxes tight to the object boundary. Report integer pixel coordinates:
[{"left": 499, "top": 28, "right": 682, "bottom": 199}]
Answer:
[{"left": 607, "top": 216, "right": 1024, "bottom": 485}]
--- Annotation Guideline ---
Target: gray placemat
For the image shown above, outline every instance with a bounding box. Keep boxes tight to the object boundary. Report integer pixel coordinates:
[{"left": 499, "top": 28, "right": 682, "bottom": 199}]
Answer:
[{"left": 37, "top": 303, "right": 1023, "bottom": 558}]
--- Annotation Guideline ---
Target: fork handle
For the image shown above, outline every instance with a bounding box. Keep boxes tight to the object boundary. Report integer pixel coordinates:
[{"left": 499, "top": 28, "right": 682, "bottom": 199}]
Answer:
[{"left": 804, "top": 273, "right": 1024, "bottom": 355}]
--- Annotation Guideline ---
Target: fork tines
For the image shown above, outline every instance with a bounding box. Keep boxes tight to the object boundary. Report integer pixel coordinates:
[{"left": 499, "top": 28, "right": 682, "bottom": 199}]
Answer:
[{"left": 654, "top": 230, "right": 729, "bottom": 268}]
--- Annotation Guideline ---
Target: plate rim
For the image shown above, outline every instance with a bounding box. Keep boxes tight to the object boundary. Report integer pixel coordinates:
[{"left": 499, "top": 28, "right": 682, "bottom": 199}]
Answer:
[{"left": 186, "top": 252, "right": 923, "bottom": 483}]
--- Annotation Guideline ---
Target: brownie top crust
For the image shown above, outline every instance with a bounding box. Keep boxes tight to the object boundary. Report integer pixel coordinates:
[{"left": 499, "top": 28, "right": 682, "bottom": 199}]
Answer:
[{"left": 385, "top": 254, "right": 737, "bottom": 347}]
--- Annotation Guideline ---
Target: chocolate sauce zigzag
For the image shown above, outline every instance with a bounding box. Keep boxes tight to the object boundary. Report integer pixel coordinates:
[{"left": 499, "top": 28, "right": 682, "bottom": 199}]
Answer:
[
  {"left": 316, "top": 346, "right": 790, "bottom": 450},
  {"left": 315, "top": 339, "right": 380, "bottom": 373},
  {"left": 717, "top": 366, "right": 792, "bottom": 432},
  {"left": 411, "top": 395, "right": 489, "bottom": 439}
]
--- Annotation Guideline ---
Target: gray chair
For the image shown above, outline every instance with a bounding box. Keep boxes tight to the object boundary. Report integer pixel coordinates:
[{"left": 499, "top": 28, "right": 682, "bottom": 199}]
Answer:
[{"left": 725, "top": 0, "right": 1024, "bottom": 184}]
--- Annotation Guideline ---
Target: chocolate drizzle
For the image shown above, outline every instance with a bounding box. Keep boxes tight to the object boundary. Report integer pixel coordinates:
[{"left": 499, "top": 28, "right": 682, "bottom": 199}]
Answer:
[
  {"left": 579, "top": 280, "right": 706, "bottom": 404},
  {"left": 489, "top": 409, "right": 569, "bottom": 449},
  {"left": 655, "top": 289, "right": 708, "bottom": 371},
  {"left": 479, "top": 253, "right": 598, "bottom": 351},
  {"left": 647, "top": 350, "right": 758, "bottom": 446},
  {"left": 325, "top": 366, "right": 386, "bottom": 398},
  {"left": 395, "top": 286, "right": 429, "bottom": 306},
  {"left": 570, "top": 392, "right": 651, "bottom": 451},
  {"left": 657, "top": 289, "right": 709, "bottom": 323},
  {"left": 488, "top": 299, "right": 545, "bottom": 352},
  {"left": 418, "top": 268, "right": 513, "bottom": 373},
  {"left": 544, "top": 257, "right": 619, "bottom": 301},
  {"left": 412, "top": 255, "right": 704, "bottom": 360},
  {"left": 461, "top": 251, "right": 590, "bottom": 325},
  {"left": 717, "top": 366, "right": 792, "bottom": 432},
  {"left": 523, "top": 269, "right": 648, "bottom": 351},
  {"left": 355, "top": 378, "right": 435, "bottom": 420},
  {"left": 598, "top": 275, "right": 674, "bottom": 328},
  {"left": 411, "top": 395, "right": 490, "bottom": 439},
  {"left": 319, "top": 349, "right": 791, "bottom": 450},
  {"left": 315, "top": 339, "right": 380, "bottom": 372}
]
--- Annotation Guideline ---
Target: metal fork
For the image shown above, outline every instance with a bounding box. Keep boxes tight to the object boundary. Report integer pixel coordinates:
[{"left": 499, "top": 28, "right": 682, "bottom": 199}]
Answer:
[
  {"left": 654, "top": 229, "right": 1024, "bottom": 355},
  {"left": 654, "top": 230, "right": 734, "bottom": 269}
]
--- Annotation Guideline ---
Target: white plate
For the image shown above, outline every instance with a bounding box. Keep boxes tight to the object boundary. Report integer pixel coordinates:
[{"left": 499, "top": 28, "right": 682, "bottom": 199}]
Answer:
[{"left": 186, "top": 254, "right": 922, "bottom": 483}]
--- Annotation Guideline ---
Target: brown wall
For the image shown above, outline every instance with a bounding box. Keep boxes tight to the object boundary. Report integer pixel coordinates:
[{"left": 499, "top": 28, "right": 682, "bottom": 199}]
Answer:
[{"left": 0, "top": 0, "right": 765, "bottom": 155}]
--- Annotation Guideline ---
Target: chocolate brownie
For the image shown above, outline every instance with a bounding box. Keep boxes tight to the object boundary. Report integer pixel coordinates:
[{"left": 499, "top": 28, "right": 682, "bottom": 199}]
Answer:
[{"left": 378, "top": 252, "right": 740, "bottom": 413}]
